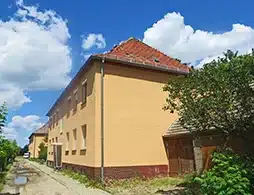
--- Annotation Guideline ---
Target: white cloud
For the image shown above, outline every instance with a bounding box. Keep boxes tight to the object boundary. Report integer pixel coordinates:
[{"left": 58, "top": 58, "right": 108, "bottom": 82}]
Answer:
[
  {"left": 82, "top": 33, "right": 106, "bottom": 50},
  {"left": 2, "top": 115, "right": 44, "bottom": 142},
  {"left": 0, "top": 0, "right": 72, "bottom": 108},
  {"left": 143, "top": 12, "right": 254, "bottom": 66}
]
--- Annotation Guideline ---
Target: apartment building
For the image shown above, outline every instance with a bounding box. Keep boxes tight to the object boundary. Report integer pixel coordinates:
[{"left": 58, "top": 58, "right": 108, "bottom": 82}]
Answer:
[
  {"left": 28, "top": 124, "right": 48, "bottom": 158},
  {"left": 46, "top": 37, "right": 189, "bottom": 179}
]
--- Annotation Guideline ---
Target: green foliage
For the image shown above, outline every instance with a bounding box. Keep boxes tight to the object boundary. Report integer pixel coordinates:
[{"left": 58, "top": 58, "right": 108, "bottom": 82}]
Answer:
[
  {"left": 0, "top": 137, "right": 19, "bottom": 171},
  {"left": 38, "top": 142, "right": 47, "bottom": 161},
  {"left": 163, "top": 50, "right": 254, "bottom": 139},
  {"left": 29, "top": 157, "right": 44, "bottom": 164},
  {"left": 61, "top": 169, "right": 104, "bottom": 189},
  {"left": 0, "top": 104, "right": 7, "bottom": 133},
  {"left": 19, "top": 144, "right": 29, "bottom": 156},
  {"left": 193, "top": 149, "right": 254, "bottom": 195}
]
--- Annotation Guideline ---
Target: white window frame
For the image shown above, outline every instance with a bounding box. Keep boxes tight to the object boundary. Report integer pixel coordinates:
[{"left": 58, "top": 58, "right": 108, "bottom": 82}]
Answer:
[
  {"left": 73, "top": 90, "right": 78, "bottom": 111},
  {"left": 72, "top": 129, "right": 77, "bottom": 151},
  {"left": 81, "top": 124, "right": 87, "bottom": 150},
  {"left": 66, "top": 132, "right": 69, "bottom": 151},
  {"left": 67, "top": 96, "right": 72, "bottom": 116},
  {"left": 81, "top": 80, "right": 87, "bottom": 104}
]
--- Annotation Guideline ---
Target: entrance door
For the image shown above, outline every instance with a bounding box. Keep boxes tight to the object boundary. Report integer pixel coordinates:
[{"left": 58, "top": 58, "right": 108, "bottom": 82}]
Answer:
[
  {"left": 167, "top": 137, "right": 194, "bottom": 175},
  {"left": 53, "top": 145, "right": 62, "bottom": 168}
]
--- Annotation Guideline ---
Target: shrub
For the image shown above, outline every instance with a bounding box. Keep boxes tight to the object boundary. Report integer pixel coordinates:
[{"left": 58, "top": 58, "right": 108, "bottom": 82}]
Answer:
[
  {"left": 38, "top": 142, "right": 47, "bottom": 161},
  {"left": 194, "top": 149, "right": 254, "bottom": 195}
]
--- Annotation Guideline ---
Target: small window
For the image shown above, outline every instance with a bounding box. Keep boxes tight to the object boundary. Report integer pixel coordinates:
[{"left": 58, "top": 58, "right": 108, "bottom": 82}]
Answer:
[
  {"left": 72, "top": 129, "right": 77, "bottom": 150},
  {"left": 73, "top": 91, "right": 78, "bottom": 112},
  {"left": 81, "top": 125, "right": 87, "bottom": 150},
  {"left": 66, "top": 132, "right": 69, "bottom": 151},
  {"left": 49, "top": 139, "right": 51, "bottom": 144},
  {"left": 53, "top": 114, "right": 56, "bottom": 128},
  {"left": 52, "top": 138, "right": 54, "bottom": 143},
  {"left": 67, "top": 97, "right": 72, "bottom": 117},
  {"left": 56, "top": 110, "right": 59, "bottom": 125},
  {"left": 56, "top": 137, "right": 58, "bottom": 143},
  {"left": 49, "top": 117, "right": 52, "bottom": 130},
  {"left": 82, "top": 81, "right": 87, "bottom": 104}
]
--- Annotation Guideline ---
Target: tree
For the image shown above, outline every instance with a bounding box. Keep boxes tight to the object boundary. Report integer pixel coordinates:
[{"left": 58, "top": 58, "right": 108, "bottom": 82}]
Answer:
[
  {"left": 0, "top": 104, "right": 7, "bottom": 133},
  {"left": 19, "top": 144, "right": 29, "bottom": 156},
  {"left": 38, "top": 142, "right": 47, "bottom": 161},
  {"left": 0, "top": 137, "right": 19, "bottom": 171},
  {"left": 163, "top": 50, "right": 254, "bottom": 144}
]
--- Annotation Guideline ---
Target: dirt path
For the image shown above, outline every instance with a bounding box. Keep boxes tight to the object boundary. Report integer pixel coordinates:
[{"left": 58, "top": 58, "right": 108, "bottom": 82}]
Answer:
[{"left": 1, "top": 159, "right": 110, "bottom": 195}]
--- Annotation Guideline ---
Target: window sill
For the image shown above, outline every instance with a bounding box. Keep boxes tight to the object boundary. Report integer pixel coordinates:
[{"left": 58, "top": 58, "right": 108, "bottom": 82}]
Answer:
[
  {"left": 80, "top": 147, "right": 87, "bottom": 151},
  {"left": 81, "top": 102, "right": 87, "bottom": 109}
]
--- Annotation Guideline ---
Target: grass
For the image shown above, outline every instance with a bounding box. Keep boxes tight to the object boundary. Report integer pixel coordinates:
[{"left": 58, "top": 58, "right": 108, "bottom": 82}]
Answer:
[
  {"left": 61, "top": 169, "right": 105, "bottom": 190},
  {"left": 106, "top": 176, "right": 183, "bottom": 195},
  {"left": 0, "top": 163, "right": 13, "bottom": 192},
  {"left": 29, "top": 158, "right": 45, "bottom": 164},
  {"left": 60, "top": 168, "right": 183, "bottom": 195}
]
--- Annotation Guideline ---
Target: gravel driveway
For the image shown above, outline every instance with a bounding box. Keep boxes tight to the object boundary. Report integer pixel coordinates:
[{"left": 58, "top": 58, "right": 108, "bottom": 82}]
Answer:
[{"left": 2, "top": 159, "right": 110, "bottom": 195}]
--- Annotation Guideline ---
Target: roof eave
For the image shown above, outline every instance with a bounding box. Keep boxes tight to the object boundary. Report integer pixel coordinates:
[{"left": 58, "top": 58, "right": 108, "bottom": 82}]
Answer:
[
  {"left": 46, "top": 56, "right": 94, "bottom": 116},
  {"left": 92, "top": 55, "right": 189, "bottom": 76}
]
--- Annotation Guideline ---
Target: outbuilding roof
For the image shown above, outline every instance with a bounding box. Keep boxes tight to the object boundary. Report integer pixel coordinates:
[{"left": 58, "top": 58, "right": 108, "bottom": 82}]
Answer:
[
  {"left": 163, "top": 120, "right": 190, "bottom": 137},
  {"left": 28, "top": 123, "right": 48, "bottom": 139}
]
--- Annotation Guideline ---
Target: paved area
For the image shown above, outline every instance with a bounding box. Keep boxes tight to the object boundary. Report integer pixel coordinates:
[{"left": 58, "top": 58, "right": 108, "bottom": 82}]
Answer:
[{"left": 2, "top": 159, "right": 110, "bottom": 195}]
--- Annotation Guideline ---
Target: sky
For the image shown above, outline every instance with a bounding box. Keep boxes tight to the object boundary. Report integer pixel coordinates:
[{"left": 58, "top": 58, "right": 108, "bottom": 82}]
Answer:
[{"left": 1, "top": 0, "right": 254, "bottom": 146}]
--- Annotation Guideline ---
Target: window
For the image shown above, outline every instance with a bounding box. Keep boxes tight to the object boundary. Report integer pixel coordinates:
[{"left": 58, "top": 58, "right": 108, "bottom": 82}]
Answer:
[
  {"left": 67, "top": 97, "right": 72, "bottom": 117},
  {"left": 82, "top": 81, "right": 87, "bottom": 104},
  {"left": 73, "top": 90, "right": 78, "bottom": 112},
  {"left": 52, "top": 138, "right": 54, "bottom": 143},
  {"left": 66, "top": 132, "right": 69, "bottom": 151},
  {"left": 59, "top": 118, "right": 63, "bottom": 134},
  {"left": 56, "top": 137, "right": 58, "bottom": 143},
  {"left": 56, "top": 109, "right": 59, "bottom": 125},
  {"left": 49, "top": 139, "right": 51, "bottom": 144},
  {"left": 49, "top": 117, "right": 52, "bottom": 130},
  {"left": 53, "top": 114, "right": 56, "bottom": 128},
  {"left": 81, "top": 125, "right": 87, "bottom": 150},
  {"left": 72, "top": 129, "right": 77, "bottom": 150}
]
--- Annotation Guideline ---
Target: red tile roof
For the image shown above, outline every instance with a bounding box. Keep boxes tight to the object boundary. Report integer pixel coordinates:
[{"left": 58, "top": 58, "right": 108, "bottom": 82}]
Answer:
[
  {"left": 29, "top": 123, "right": 48, "bottom": 139},
  {"left": 95, "top": 37, "right": 189, "bottom": 74}
]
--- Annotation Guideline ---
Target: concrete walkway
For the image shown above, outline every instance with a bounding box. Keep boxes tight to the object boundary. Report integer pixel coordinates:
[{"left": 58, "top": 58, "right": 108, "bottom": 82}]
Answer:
[{"left": 27, "top": 160, "right": 110, "bottom": 195}]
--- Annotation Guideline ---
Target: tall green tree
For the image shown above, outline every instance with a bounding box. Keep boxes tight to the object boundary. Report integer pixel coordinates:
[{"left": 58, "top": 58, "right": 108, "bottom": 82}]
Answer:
[
  {"left": 0, "top": 104, "right": 7, "bottom": 133},
  {"left": 38, "top": 142, "right": 47, "bottom": 161},
  {"left": 163, "top": 50, "right": 254, "bottom": 143}
]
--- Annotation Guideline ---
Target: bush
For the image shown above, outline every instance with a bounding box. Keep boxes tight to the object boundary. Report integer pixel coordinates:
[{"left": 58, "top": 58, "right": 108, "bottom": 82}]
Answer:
[
  {"left": 194, "top": 149, "right": 254, "bottom": 195},
  {"left": 38, "top": 142, "right": 47, "bottom": 161}
]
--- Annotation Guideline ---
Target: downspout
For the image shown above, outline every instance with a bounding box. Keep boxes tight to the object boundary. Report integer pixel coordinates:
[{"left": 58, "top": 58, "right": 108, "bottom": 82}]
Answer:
[{"left": 100, "top": 57, "right": 105, "bottom": 184}]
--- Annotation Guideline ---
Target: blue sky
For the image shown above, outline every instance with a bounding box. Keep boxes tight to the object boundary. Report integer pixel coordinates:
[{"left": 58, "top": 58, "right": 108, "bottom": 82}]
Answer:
[{"left": 1, "top": 0, "right": 254, "bottom": 146}]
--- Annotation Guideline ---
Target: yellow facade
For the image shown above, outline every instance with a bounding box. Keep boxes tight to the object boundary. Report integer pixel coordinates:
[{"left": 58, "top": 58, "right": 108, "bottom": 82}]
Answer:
[
  {"left": 47, "top": 61, "right": 178, "bottom": 169},
  {"left": 29, "top": 135, "right": 47, "bottom": 158}
]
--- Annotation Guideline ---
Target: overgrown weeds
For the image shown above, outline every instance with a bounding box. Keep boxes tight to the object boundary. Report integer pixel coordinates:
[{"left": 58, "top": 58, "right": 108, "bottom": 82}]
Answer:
[
  {"left": 61, "top": 169, "right": 105, "bottom": 190},
  {"left": 106, "top": 176, "right": 183, "bottom": 195},
  {"left": 0, "top": 163, "right": 12, "bottom": 192},
  {"left": 29, "top": 158, "right": 45, "bottom": 164}
]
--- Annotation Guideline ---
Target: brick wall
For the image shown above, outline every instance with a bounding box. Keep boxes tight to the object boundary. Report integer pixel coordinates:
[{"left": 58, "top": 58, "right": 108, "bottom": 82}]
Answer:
[{"left": 47, "top": 160, "right": 168, "bottom": 179}]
